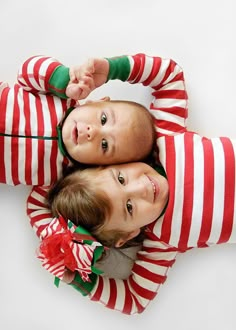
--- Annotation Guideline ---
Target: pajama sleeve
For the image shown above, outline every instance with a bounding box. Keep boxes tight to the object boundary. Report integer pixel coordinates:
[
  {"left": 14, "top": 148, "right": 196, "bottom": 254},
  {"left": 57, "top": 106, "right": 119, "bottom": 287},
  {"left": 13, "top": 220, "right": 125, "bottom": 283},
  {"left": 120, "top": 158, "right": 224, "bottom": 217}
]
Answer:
[
  {"left": 17, "top": 55, "right": 70, "bottom": 99},
  {"left": 107, "top": 53, "right": 189, "bottom": 135}
]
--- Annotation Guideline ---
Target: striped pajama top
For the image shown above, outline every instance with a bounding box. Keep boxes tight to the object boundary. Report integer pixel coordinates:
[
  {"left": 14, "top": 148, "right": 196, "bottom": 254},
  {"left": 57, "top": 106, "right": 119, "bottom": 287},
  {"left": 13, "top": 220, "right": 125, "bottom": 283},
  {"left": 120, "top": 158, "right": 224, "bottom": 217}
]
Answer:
[{"left": 0, "top": 56, "right": 74, "bottom": 186}]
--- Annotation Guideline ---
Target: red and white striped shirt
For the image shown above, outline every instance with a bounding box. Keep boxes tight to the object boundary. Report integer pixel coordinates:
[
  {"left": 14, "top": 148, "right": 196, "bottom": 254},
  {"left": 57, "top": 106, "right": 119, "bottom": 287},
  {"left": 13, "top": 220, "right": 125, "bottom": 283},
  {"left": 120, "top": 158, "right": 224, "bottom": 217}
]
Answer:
[
  {"left": 0, "top": 55, "right": 73, "bottom": 186},
  {"left": 27, "top": 53, "right": 236, "bottom": 314}
]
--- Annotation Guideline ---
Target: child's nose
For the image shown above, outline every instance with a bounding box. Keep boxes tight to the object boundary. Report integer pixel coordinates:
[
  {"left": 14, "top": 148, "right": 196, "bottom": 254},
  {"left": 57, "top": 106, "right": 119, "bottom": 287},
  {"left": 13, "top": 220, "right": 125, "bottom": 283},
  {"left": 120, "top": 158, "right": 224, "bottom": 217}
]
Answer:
[
  {"left": 87, "top": 125, "right": 98, "bottom": 140},
  {"left": 128, "top": 180, "right": 147, "bottom": 199}
]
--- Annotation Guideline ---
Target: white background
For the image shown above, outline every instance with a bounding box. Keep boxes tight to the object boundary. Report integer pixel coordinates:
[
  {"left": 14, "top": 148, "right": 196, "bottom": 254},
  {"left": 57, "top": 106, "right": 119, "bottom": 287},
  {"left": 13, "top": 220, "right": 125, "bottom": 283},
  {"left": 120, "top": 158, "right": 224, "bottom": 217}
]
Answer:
[{"left": 0, "top": 0, "right": 235, "bottom": 329}]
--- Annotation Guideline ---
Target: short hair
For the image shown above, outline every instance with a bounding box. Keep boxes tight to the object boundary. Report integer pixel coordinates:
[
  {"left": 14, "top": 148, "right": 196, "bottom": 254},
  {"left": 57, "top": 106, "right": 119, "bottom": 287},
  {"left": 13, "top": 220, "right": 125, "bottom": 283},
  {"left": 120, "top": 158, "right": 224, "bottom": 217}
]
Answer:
[{"left": 47, "top": 166, "right": 144, "bottom": 248}]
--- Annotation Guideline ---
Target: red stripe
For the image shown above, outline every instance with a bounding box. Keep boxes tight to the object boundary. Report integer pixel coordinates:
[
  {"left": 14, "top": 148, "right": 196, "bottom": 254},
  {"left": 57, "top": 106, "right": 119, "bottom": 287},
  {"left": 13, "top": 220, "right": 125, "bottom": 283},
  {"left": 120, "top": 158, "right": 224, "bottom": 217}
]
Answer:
[
  {"left": 106, "top": 279, "right": 117, "bottom": 309},
  {"left": 44, "top": 61, "right": 62, "bottom": 91},
  {"left": 218, "top": 138, "right": 235, "bottom": 243},
  {"left": 156, "top": 106, "right": 187, "bottom": 119},
  {"left": 21, "top": 57, "right": 38, "bottom": 89},
  {"left": 35, "top": 96, "right": 45, "bottom": 184},
  {"left": 11, "top": 86, "right": 21, "bottom": 184},
  {"left": 137, "top": 254, "right": 176, "bottom": 267},
  {"left": 198, "top": 138, "right": 214, "bottom": 246},
  {"left": 22, "top": 91, "right": 32, "bottom": 184},
  {"left": 0, "top": 86, "right": 8, "bottom": 182},
  {"left": 142, "top": 56, "right": 162, "bottom": 86},
  {"left": 133, "top": 263, "right": 167, "bottom": 283},
  {"left": 32, "top": 57, "right": 49, "bottom": 87},
  {"left": 178, "top": 134, "right": 194, "bottom": 249},
  {"left": 129, "top": 276, "right": 157, "bottom": 300},
  {"left": 128, "top": 54, "right": 145, "bottom": 83},
  {"left": 122, "top": 281, "right": 133, "bottom": 314},
  {"left": 153, "top": 89, "right": 187, "bottom": 100},
  {"left": 90, "top": 277, "right": 104, "bottom": 301},
  {"left": 154, "top": 118, "right": 186, "bottom": 133},
  {"left": 160, "top": 59, "right": 180, "bottom": 85},
  {"left": 160, "top": 137, "right": 176, "bottom": 243}
]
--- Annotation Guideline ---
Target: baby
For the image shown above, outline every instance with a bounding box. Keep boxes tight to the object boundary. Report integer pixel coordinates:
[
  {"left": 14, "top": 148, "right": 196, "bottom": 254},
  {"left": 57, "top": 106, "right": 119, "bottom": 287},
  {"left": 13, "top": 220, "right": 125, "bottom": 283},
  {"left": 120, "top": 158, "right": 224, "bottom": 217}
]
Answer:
[{"left": 0, "top": 55, "right": 155, "bottom": 185}]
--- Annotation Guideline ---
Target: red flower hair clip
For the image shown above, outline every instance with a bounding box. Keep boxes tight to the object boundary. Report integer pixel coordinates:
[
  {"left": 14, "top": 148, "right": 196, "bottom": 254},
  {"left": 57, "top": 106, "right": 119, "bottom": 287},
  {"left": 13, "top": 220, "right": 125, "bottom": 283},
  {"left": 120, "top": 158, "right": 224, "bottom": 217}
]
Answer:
[{"left": 37, "top": 216, "right": 104, "bottom": 284}]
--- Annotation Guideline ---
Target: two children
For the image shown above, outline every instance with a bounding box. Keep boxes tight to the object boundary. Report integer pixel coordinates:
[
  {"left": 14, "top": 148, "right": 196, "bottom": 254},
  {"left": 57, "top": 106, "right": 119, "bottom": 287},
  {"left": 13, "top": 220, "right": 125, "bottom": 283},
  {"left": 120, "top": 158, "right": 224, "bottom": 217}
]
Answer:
[
  {"left": 0, "top": 55, "right": 154, "bottom": 185},
  {"left": 27, "top": 52, "right": 187, "bottom": 313},
  {"left": 29, "top": 52, "right": 236, "bottom": 314}
]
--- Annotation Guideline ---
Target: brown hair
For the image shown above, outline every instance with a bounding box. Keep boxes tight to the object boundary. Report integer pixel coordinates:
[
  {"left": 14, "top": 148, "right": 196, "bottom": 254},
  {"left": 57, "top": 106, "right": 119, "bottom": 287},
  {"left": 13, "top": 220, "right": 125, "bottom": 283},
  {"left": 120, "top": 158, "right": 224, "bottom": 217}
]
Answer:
[{"left": 47, "top": 166, "right": 143, "bottom": 248}]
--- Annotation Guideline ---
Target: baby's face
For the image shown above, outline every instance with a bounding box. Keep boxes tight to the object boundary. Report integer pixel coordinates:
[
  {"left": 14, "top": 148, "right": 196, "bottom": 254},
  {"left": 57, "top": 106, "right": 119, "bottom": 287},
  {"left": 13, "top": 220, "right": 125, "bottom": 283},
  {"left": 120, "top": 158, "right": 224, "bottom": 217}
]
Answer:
[{"left": 62, "top": 100, "right": 154, "bottom": 164}]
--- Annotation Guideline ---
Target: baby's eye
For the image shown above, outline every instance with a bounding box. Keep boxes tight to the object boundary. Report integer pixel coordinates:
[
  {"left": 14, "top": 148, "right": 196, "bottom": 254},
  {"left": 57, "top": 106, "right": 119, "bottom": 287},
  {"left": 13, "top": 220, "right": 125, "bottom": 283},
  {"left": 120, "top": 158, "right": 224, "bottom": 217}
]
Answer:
[
  {"left": 126, "top": 200, "right": 133, "bottom": 215},
  {"left": 102, "top": 139, "right": 108, "bottom": 151},
  {"left": 118, "top": 172, "right": 125, "bottom": 185},
  {"left": 101, "top": 112, "right": 107, "bottom": 125}
]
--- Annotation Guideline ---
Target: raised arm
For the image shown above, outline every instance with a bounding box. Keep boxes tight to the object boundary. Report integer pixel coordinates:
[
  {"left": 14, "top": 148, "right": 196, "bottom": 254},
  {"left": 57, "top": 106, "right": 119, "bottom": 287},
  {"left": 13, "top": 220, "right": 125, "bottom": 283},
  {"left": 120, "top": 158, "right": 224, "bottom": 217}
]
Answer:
[
  {"left": 17, "top": 55, "right": 71, "bottom": 99},
  {"left": 27, "top": 186, "right": 177, "bottom": 314},
  {"left": 66, "top": 53, "right": 188, "bottom": 135}
]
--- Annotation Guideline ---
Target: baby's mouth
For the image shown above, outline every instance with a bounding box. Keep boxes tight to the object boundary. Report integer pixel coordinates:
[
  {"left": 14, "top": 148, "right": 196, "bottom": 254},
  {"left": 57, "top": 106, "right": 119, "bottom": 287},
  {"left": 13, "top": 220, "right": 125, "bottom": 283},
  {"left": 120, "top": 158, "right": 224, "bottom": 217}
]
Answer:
[{"left": 72, "top": 126, "right": 79, "bottom": 144}]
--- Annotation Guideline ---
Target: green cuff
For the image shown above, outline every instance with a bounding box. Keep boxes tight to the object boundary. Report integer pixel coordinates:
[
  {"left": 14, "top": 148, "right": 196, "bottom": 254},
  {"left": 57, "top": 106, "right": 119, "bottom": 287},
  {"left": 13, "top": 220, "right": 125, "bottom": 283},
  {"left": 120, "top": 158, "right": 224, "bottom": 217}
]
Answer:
[
  {"left": 48, "top": 65, "right": 70, "bottom": 99},
  {"left": 106, "top": 56, "right": 130, "bottom": 82},
  {"left": 69, "top": 272, "right": 98, "bottom": 296}
]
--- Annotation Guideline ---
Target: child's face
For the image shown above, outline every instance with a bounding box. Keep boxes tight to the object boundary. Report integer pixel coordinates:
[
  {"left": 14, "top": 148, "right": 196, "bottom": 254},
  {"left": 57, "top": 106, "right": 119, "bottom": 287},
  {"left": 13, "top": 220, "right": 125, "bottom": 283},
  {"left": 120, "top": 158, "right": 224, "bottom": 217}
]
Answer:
[
  {"left": 91, "top": 162, "right": 169, "bottom": 245},
  {"left": 62, "top": 101, "right": 154, "bottom": 164}
]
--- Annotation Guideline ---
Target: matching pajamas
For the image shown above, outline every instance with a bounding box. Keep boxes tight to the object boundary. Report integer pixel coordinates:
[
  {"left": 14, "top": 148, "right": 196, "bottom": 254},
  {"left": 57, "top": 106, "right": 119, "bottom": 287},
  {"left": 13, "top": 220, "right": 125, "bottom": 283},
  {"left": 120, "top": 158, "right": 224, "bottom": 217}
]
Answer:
[{"left": 27, "top": 53, "right": 236, "bottom": 314}]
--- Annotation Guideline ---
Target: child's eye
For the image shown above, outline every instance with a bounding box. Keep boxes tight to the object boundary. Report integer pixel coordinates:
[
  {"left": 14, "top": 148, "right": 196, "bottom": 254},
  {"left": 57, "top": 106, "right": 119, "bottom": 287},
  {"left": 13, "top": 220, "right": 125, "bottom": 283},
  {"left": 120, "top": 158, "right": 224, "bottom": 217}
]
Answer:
[
  {"left": 118, "top": 172, "right": 125, "bottom": 185},
  {"left": 126, "top": 200, "right": 133, "bottom": 215},
  {"left": 102, "top": 139, "right": 108, "bottom": 151},
  {"left": 101, "top": 113, "right": 107, "bottom": 125}
]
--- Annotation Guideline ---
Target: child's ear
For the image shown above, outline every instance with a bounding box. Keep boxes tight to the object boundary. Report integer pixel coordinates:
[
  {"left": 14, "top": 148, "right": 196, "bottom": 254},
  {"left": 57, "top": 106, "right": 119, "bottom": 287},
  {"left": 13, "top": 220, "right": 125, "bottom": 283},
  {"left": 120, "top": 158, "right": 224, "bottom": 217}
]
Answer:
[{"left": 115, "top": 228, "right": 141, "bottom": 248}]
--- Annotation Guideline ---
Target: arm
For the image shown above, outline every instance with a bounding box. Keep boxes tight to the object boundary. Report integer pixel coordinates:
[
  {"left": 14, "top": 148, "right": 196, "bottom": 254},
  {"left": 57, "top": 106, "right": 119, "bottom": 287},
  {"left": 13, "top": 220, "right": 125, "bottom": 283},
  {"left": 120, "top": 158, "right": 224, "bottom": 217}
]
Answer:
[
  {"left": 17, "top": 55, "right": 71, "bottom": 99},
  {"left": 27, "top": 186, "right": 178, "bottom": 314},
  {"left": 87, "top": 238, "right": 177, "bottom": 314},
  {"left": 66, "top": 53, "right": 188, "bottom": 135}
]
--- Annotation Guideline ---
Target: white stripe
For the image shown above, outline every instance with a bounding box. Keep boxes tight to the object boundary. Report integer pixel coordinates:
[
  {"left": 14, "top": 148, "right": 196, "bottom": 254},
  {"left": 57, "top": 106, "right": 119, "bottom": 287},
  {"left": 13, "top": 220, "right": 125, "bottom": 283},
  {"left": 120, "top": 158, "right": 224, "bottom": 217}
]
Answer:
[
  {"left": 26, "top": 56, "right": 44, "bottom": 90},
  {"left": 188, "top": 135, "right": 204, "bottom": 246},
  {"left": 154, "top": 97, "right": 187, "bottom": 109},
  {"left": 168, "top": 135, "right": 185, "bottom": 246},
  {"left": 150, "top": 108, "right": 185, "bottom": 128},
  {"left": 207, "top": 138, "right": 225, "bottom": 244},
  {"left": 159, "top": 80, "right": 186, "bottom": 91},
  {"left": 139, "top": 56, "right": 154, "bottom": 82},
  {"left": 148, "top": 58, "right": 170, "bottom": 88}
]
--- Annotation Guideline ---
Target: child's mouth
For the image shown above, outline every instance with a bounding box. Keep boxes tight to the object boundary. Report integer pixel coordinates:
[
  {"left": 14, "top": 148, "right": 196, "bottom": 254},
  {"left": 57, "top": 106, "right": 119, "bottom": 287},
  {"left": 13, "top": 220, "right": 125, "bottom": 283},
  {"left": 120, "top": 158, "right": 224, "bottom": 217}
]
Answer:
[{"left": 147, "top": 175, "right": 159, "bottom": 202}]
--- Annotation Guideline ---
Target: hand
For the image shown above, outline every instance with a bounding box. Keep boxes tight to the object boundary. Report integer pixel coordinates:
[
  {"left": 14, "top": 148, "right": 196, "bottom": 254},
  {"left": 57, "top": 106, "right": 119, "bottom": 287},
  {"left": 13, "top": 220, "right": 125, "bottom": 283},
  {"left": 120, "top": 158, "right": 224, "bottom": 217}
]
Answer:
[
  {"left": 62, "top": 269, "right": 76, "bottom": 283},
  {"left": 66, "top": 58, "right": 109, "bottom": 100}
]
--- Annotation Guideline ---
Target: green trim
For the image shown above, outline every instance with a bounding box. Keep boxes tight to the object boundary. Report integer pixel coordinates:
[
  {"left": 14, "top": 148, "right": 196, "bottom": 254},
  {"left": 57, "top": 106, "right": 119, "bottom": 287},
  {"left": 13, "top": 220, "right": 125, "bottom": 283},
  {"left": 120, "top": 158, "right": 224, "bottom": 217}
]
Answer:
[
  {"left": 106, "top": 56, "right": 130, "bottom": 82},
  {"left": 69, "top": 272, "right": 98, "bottom": 296},
  {"left": 0, "top": 132, "right": 58, "bottom": 140},
  {"left": 56, "top": 106, "right": 75, "bottom": 159},
  {"left": 49, "top": 65, "right": 70, "bottom": 99}
]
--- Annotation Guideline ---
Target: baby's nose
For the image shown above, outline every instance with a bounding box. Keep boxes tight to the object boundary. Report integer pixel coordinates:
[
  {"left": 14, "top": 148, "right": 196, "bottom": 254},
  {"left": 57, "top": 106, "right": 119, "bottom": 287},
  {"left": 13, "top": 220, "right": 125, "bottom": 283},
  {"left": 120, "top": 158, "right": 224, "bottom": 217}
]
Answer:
[{"left": 87, "top": 125, "right": 98, "bottom": 140}]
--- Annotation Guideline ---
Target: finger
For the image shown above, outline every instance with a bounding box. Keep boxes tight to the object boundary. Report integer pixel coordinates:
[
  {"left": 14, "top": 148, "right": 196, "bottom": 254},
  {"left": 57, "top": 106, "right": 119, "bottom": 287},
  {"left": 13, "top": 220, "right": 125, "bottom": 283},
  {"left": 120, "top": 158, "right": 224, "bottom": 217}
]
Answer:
[{"left": 66, "top": 84, "right": 82, "bottom": 99}]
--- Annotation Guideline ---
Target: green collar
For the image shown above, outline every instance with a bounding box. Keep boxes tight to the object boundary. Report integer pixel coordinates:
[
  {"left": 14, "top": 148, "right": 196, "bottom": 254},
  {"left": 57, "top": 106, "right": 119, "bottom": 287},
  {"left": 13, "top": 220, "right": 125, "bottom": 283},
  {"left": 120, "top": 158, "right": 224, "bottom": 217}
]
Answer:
[{"left": 57, "top": 107, "right": 78, "bottom": 163}]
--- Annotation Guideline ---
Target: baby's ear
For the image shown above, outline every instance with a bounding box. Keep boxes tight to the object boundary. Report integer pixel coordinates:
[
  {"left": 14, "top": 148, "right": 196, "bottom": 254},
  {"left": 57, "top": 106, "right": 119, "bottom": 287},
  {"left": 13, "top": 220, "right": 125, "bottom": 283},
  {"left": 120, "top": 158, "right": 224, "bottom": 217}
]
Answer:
[
  {"left": 115, "top": 228, "right": 141, "bottom": 248},
  {"left": 85, "top": 96, "right": 110, "bottom": 105},
  {"left": 100, "top": 96, "right": 110, "bottom": 101}
]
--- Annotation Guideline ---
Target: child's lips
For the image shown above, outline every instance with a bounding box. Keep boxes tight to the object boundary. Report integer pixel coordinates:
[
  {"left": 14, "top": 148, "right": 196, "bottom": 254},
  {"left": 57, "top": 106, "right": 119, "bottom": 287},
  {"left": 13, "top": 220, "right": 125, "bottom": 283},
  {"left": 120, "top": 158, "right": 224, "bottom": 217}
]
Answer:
[{"left": 147, "top": 175, "right": 159, "bottom": 202}]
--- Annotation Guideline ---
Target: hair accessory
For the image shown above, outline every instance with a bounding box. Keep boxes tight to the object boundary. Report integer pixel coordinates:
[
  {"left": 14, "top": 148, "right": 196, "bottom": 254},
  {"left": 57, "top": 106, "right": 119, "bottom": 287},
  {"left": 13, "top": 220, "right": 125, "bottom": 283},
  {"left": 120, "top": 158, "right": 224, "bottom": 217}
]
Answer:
[{"left": 37, "top": 216, "right": 104, "bottom": 284}]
